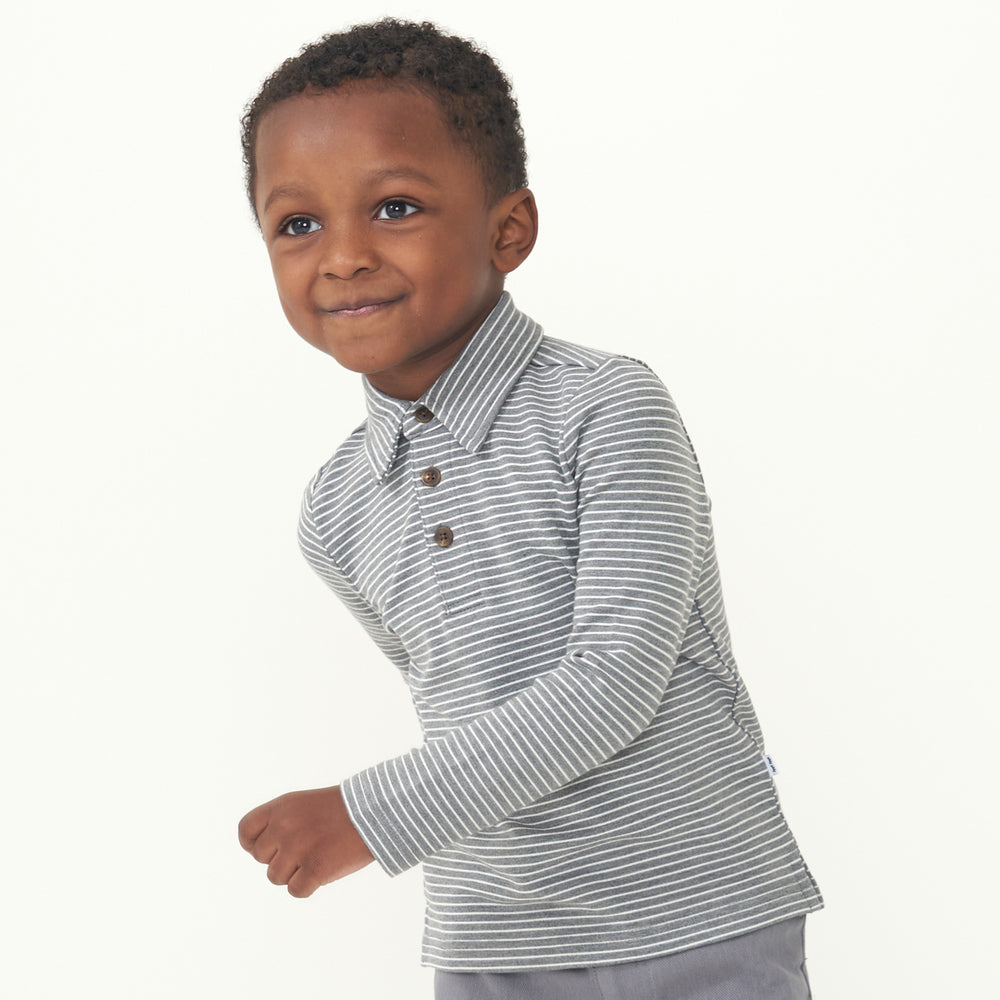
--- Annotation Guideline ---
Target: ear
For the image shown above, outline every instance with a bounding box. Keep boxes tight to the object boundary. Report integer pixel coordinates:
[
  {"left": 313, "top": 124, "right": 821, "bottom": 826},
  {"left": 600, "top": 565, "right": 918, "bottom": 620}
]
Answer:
[{"left": 491, "top": 189, "right": 538, "bottom": 275}]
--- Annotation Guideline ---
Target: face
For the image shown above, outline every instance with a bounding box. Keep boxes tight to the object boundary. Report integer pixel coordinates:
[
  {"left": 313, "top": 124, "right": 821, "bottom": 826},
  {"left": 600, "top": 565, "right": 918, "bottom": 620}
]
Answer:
[{"left": 255, "top": 82, "right": 518, "bottom": 401}]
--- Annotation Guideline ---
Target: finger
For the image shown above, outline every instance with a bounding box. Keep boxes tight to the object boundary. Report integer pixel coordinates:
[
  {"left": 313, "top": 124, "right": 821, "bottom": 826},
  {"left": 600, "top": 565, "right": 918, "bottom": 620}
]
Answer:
[
  {"left": 266, "top": 851, "right": 300, "bottom": 887},
  {"left": 250, "top": 833, "right": 279, "bottom": 866},
  {"left": 238, "top": 805, "right": 270, "bottom": 852},
  {"left": 287, "top": 866, "right": 318, "bottom": 899}
]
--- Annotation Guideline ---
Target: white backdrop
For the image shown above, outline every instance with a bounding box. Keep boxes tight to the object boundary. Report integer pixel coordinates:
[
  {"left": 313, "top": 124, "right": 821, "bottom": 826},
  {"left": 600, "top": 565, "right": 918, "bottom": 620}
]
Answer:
[{"left": 2, "top": 1, "right": 997, "bottom": 996}]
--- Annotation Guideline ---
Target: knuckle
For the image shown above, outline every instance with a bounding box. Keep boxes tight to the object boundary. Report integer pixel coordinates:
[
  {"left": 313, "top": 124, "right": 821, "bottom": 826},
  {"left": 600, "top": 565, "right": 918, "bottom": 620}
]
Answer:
[
  {"left": 287, "top": 864, "right": 317, "bottom": 898},
  {"left": 238, "top": 806, "right": 268, "bottom": 847},
  {"left": 251, "top": 839, "right": 277, "bottom": 865}
]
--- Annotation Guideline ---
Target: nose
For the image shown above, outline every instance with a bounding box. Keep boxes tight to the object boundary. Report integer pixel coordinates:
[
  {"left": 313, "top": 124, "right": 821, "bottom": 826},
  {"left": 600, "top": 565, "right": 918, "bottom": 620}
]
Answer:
[{"left": 318, "top": 220, "right": 379, "bottom": 279}]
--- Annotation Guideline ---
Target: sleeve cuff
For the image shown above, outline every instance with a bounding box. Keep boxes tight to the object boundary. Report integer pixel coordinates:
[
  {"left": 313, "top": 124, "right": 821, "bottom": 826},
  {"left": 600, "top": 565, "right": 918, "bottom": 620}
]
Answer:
[{"left": 341, "top": 771, "right": 423, "bottom": 877}]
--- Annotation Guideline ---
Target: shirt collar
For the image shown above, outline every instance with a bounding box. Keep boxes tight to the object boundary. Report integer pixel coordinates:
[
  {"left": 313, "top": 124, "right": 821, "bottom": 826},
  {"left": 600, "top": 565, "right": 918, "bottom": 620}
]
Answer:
[{"left": 362, "top": 292, "right": 543, "bottom": 482}]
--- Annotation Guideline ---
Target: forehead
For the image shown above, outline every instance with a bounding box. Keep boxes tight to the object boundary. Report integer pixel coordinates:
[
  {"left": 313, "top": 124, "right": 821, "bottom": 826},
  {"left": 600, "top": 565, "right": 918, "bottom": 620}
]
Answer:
[{"left": 254, "top": 83, "right": 480, "bottom": 209}]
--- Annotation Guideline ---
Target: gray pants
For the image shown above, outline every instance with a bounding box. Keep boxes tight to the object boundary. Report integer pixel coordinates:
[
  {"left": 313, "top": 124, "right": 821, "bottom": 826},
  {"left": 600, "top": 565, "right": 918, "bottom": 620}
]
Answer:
[{"left": 434, "top": 916, "right": 812, "bottom": 1000}]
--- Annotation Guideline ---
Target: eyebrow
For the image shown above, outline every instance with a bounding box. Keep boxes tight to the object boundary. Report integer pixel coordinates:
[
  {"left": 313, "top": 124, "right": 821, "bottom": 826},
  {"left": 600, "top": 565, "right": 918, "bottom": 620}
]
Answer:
[
  {"left": 261, "top": 166, "right": 442, "bottom": 215},
  {"left": 367, "top": 166, "right": 441, "bottom": 188},
  {"left": 261, "top": 184, "right": 311, "bottom": 215}
]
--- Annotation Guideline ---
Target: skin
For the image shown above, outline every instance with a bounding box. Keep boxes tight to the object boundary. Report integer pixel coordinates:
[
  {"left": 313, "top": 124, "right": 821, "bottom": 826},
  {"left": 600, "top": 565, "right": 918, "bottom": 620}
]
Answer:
[
  {"left": 238, "top": 786, "right": 373, "bottom": 898},
  {"left": 239, "top": 81, "right": 537, "bottom": 897},
  {"left": 253, "top": 81, "right": 538, "bottom": 402}
]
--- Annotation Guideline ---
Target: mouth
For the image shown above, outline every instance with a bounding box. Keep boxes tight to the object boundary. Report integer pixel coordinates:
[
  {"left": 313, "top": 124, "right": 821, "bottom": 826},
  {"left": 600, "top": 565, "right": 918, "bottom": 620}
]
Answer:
[{"left": 323, "top": 296, "right": 402, "bottom": 318}]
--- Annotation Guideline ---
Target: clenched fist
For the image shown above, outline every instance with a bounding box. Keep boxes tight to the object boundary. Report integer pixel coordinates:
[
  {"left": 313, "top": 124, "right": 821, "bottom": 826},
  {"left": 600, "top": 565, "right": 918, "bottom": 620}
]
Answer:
[{"left": 238, "top": 785, "right": 374, "bottom": 897}]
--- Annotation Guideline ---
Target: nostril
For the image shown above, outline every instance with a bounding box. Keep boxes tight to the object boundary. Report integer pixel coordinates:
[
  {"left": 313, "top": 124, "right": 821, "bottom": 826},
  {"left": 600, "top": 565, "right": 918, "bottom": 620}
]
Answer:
[{"left": 318, "top": 233, "right": 379, "bottom": 280}]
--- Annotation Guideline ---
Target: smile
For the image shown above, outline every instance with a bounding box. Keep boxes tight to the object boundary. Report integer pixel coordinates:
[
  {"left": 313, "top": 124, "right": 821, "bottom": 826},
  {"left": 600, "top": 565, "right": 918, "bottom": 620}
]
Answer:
[{"left": 324, "top": 297, "right": 402, "bottom": 318}]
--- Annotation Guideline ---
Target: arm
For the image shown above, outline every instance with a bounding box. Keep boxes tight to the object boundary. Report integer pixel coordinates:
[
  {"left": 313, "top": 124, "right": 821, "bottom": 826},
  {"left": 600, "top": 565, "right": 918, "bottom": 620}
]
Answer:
[
  {"left": 344, "top": 359, "right": 711, "bottom": 875},
  {"left": 237, "top": 479, "right": 406, "bottom": 896},
  {"left": 298, "top": 479, "right": 412, "bottom": 677}
]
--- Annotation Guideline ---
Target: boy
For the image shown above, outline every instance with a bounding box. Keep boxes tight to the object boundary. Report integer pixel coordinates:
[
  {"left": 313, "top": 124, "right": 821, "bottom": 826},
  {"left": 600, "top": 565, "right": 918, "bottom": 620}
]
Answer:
[{"left": 237, "top": 19, "right": 822, "bottom": 999}]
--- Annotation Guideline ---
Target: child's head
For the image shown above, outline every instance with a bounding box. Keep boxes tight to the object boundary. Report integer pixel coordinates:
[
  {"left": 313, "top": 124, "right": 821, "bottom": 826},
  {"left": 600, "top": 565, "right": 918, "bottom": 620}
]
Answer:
[
  {"left": 244, "top": 19, "right": 537, "bottom": 402},
  {"left": 241, "top": 18, "right": 528, "bottom": 212}
]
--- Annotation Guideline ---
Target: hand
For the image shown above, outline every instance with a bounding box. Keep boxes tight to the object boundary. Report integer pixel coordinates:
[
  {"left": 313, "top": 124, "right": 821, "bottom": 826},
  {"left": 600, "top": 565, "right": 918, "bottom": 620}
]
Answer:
[{"left": 238, "top": 785, "right": 374, "bottom": 897}]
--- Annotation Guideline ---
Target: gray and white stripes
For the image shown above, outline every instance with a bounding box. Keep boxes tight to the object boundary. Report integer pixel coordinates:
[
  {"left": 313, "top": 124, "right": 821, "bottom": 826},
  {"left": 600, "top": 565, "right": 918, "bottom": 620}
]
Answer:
[{"left": 298, "top": 293, "right": 822, "bottom": 971}]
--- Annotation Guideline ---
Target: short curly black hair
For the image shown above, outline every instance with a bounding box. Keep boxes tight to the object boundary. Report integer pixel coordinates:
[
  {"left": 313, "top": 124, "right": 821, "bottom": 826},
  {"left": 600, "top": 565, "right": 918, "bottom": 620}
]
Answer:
[{"left": 241, "top": 19, "right": 528, "bottom": 213}]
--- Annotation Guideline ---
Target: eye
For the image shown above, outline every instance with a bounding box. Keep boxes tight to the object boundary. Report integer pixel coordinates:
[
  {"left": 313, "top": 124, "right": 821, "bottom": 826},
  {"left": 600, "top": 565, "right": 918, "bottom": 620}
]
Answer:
[
  {"left": 376, "top": 200, "right": 419, "bottom": 220},
  {"left": 280, "top": 216, "right": 321, "bottom": 237}
]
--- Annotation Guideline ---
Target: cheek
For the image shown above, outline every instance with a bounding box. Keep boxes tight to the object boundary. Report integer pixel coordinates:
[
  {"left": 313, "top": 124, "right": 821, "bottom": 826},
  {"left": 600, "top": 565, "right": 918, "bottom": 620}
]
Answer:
[
  {"left": 269, "top": 269, "right": 314, "bottom": 338},
  {"left": 270, "top": 257, "right": 310, "bottom": 308}
]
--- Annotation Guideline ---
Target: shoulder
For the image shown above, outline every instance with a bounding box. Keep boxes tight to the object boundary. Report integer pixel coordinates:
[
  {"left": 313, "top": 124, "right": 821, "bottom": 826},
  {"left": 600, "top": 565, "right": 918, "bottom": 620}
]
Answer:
[
  {"left": 529, "top": 335, "right": 651, "bottom": 378},
  {"left": 302, "top": 420, "right": 368, "bottom": 512},
  {"left": 516, "top": 337, "right": 692, "bottom": 476},
  {"left": 526, "top": 336, "right": 676, "bottom": 419},
  {"left": 522, "top": 336, "right": 672, "bottom": 410}
]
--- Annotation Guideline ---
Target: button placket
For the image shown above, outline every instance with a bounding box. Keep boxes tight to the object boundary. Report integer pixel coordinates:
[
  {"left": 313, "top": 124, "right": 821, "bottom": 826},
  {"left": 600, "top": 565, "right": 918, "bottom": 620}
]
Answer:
[{"left": 407, "top": 427, "right": 483, "bottom": 612}]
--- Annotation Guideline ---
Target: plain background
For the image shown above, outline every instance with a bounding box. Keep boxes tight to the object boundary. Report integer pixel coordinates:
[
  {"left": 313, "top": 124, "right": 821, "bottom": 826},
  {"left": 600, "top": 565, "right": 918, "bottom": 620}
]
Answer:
[{"left": 2, "top": 1, "right": 997, "bottom": 996}]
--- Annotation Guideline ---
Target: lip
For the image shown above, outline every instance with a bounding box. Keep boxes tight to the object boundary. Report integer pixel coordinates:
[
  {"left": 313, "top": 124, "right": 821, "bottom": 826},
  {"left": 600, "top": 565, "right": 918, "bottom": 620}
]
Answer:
[{"left": 323, "top": 296, "right": 402, "bottom": 318}]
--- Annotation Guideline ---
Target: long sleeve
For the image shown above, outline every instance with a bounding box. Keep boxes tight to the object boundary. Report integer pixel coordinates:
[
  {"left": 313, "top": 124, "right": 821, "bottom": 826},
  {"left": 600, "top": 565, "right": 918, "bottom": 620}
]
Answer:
[
  {"left": 298, "top": 481, "right": 411, "bottom": 677},
  {"left": 338, "top": 359, "right": 710, "bottom": 875},
  {"left": 296, "top": 306, "right": 822, "bottom": 968}
]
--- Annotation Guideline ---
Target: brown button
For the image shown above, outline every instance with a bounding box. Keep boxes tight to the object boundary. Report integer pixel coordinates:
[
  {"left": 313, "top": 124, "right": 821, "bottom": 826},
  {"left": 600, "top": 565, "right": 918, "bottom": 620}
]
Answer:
[
  {"left": 434, "top": 525, "right": 454, "bottom": 548},
  {"left": 421, "top": 467, "right": 442, "bottom": 487},
  {"left": 414, "top": 406, "right": 434, "bottom": 423}
]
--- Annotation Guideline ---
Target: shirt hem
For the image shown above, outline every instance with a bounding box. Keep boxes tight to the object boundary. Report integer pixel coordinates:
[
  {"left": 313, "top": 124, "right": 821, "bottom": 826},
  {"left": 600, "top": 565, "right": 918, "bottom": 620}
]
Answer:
[{"left": 418, "top": 896, "right": 824, "bottom": 973}]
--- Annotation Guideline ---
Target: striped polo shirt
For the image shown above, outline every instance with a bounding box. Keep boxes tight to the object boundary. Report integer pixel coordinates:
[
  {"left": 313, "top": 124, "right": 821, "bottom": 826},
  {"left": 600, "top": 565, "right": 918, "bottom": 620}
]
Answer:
[{"left": 298, "top": 292, "right": 823, "bottom": 971}]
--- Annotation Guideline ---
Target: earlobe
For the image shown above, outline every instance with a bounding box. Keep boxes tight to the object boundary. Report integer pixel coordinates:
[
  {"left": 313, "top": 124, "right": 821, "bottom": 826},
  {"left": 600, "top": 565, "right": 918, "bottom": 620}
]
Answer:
[{"left": 492, "top": 189, "right": 538, "bottom": 275}]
